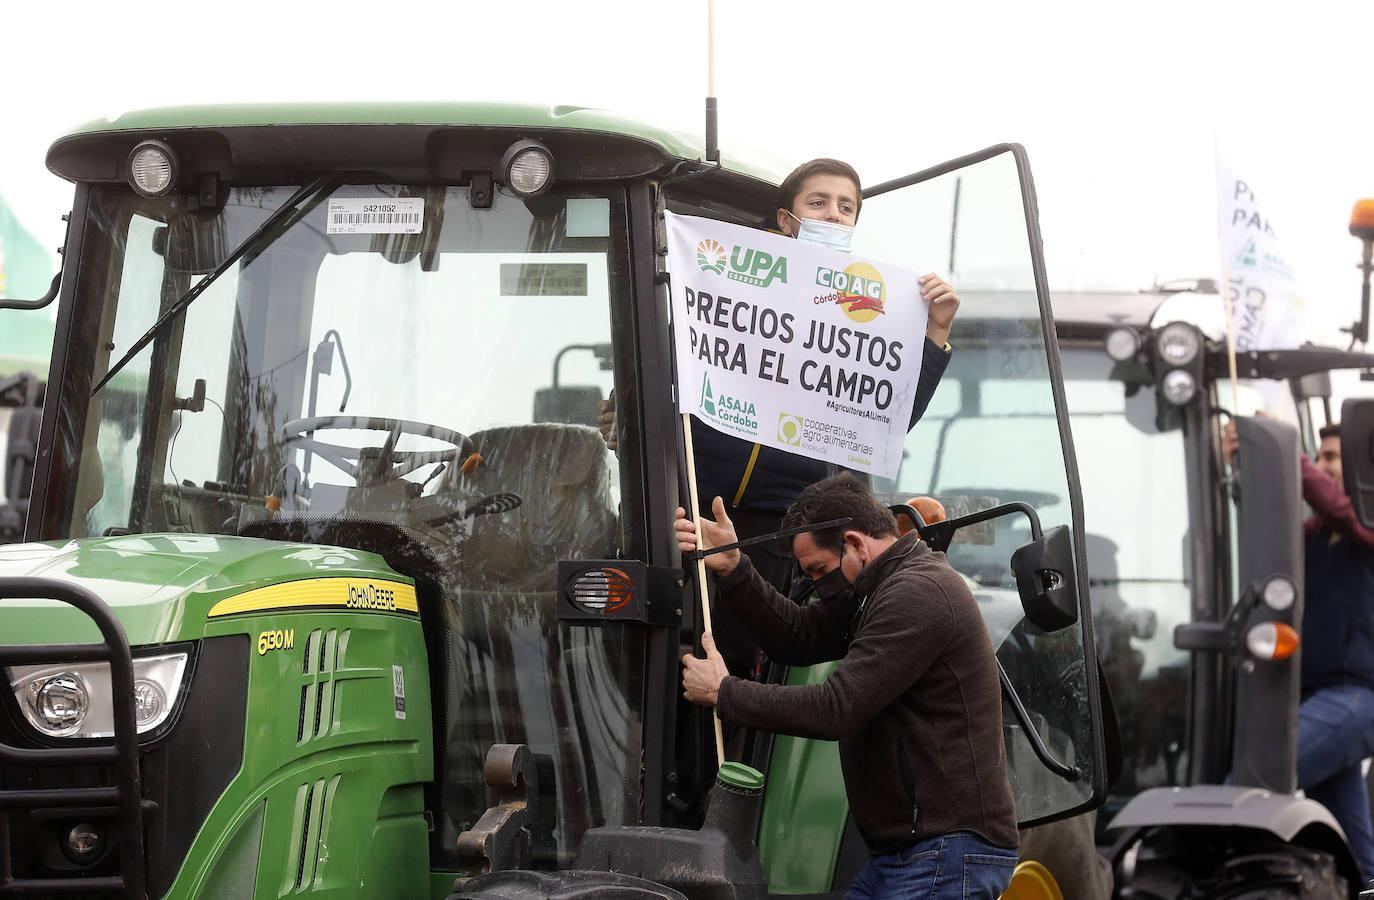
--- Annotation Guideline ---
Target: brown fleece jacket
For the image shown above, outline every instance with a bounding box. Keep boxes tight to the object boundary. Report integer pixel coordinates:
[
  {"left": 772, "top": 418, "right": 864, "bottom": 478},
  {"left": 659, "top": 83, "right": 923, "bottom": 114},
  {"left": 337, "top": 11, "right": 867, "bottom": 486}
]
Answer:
[{"left": 714, "top": 530, "right": 1018, "bottom": 853}]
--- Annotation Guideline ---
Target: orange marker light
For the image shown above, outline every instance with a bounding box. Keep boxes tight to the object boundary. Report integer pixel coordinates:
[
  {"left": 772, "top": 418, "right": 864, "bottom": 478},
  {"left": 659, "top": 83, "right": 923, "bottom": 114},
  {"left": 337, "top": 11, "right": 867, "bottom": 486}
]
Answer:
[
  {"left": 897, "top": 496, "right": 947, "bottom": 535},
  {"left": 1350, "top": 199, "right": 1374, "bottom": 241},
  {"left": 460, "top": 452, "right": 483, "bottom": 475},
  {"left": 1245, "top": 621, "right": 1300, "bottom": 661}
]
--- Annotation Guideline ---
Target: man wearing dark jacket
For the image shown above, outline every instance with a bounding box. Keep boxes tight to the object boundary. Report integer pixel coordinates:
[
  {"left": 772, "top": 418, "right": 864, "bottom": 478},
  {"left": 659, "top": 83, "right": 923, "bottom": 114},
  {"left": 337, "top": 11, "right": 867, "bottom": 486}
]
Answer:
[{"left": 676, "top": 474, "right": 1018, "bottom": 899}]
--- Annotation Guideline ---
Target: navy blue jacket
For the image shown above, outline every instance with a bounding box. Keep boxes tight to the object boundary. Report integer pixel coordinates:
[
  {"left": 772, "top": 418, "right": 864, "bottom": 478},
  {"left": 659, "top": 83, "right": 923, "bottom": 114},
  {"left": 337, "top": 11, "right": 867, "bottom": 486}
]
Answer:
[
  {"left": 1300, "top": 457, "right": 1374, "bottom": 694},
  {"left": 692, "top": 337, "right": 951, "bottom": 513}
]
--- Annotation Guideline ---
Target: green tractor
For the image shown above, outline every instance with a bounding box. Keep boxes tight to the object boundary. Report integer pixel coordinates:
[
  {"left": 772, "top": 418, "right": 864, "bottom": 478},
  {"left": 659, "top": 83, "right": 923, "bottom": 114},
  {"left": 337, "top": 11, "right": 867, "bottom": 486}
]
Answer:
[{"left": 0, "top": 104, "right": 1108, "bottom": 898}]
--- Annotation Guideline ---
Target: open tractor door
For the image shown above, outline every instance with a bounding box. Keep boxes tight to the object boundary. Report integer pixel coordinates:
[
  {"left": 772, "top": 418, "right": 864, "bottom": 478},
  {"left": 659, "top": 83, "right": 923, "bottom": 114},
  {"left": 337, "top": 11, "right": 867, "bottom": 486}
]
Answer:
[{"left": 0, "top": 109, "right": 1103, "bottom": 899}]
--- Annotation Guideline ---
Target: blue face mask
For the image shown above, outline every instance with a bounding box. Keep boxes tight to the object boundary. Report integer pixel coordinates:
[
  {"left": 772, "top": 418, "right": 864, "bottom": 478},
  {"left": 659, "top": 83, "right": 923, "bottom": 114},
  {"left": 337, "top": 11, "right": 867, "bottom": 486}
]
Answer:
[{"left": 787, "top": 211, "right": 855, "bottom": 253}]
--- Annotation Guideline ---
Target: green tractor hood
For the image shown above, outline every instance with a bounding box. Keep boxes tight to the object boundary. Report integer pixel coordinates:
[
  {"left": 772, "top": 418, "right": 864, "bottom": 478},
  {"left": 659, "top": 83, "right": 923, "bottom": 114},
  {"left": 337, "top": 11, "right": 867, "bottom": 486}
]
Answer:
[{"left": 0, "top": 534, "right": 412, "bottom": 647}]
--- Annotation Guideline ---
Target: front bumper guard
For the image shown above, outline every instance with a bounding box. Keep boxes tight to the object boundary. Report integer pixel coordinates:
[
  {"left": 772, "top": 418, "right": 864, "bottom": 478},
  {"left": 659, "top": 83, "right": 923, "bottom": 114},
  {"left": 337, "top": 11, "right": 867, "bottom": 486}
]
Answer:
[{"left": 0, "top": 576, "right": 147, "bottom": 898}]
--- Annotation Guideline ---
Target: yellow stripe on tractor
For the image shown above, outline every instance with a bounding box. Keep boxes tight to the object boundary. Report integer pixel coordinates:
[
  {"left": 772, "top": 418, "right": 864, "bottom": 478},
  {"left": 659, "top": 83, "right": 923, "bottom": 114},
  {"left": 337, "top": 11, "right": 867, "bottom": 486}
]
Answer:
[{"left": 207, "top": 578, "right": 419, "bottom": 618}]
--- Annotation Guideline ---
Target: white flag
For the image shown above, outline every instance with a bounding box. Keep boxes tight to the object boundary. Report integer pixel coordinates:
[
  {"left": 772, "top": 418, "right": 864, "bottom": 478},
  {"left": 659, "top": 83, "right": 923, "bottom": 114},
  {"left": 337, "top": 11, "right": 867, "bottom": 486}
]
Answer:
[
  {"left": 666, "top": 212, "right": 928, "bottom": 479},
  {"left": 1216, "top": 158, "right": 1306, "bottom": 351}
]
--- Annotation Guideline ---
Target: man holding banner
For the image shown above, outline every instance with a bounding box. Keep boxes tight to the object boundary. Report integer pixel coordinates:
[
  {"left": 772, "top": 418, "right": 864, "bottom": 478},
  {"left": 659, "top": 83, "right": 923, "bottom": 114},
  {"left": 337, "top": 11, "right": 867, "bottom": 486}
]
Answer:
[
  {"left": 675, "top": 475, "right": 1018, "bottom": 898},
  {"left": 645, "top": 158, "right": 959, "bottom": 678}
]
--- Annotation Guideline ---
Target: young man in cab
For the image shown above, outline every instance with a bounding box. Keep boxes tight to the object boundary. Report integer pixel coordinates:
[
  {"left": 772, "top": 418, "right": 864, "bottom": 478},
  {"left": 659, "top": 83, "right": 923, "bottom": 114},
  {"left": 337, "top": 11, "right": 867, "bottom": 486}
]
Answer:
[
  {"left": 676, "top": 474, "right": 1019, "bottom": 899},
  {"left": 602, "top": 159, "right": 961, "bottom": 679}
]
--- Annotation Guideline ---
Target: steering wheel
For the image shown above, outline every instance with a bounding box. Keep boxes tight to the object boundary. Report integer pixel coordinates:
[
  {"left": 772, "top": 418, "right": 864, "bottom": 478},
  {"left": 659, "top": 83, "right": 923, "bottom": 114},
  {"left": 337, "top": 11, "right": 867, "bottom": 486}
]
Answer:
[{"left": 279, "top": 416, "right": 475, "bottom": 487}]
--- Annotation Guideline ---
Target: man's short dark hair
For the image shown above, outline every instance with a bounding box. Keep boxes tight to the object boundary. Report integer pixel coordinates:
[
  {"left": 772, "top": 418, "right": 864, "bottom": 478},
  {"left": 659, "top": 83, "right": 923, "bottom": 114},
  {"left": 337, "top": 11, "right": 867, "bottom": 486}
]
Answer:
[
  {"left": 1320, "top": 422, "right": 1342, "bottom": 441},
  {"left": 778, "top": 158, "right": 863, "bottom": 219},
  {"left": 781, "top": 472, "right": 897, "bottom": 556}
]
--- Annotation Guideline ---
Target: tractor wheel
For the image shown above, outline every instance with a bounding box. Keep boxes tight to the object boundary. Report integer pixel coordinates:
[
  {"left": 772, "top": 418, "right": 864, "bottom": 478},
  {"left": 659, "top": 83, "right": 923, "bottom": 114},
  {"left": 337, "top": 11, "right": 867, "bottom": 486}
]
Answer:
[
  {"left": 1118, "top": 828, "right": 1350, "bottom": 899},
  {"left": 448, "top": 869, "right": 689, "bottom": 899}
]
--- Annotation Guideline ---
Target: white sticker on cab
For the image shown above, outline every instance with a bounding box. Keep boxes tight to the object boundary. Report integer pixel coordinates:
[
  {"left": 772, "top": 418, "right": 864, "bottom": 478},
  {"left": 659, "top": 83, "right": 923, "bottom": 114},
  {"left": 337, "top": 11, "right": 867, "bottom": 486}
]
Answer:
[
  {"left": 392, "top": 664, "right": 407, "bottom": 720},
  {"left": 328, "top": 198, "right": 424, "bottom": 235}
]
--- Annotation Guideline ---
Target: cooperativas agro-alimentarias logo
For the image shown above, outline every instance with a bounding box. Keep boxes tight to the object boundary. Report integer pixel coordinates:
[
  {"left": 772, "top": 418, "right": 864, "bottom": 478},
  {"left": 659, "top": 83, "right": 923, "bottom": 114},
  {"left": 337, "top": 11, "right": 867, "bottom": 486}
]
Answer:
[
  {"left": 816, "top": 261, "right": 887, "bottom": 324},
  {"left": 696, "top": 238, "right": 789, "bottom": 288}
]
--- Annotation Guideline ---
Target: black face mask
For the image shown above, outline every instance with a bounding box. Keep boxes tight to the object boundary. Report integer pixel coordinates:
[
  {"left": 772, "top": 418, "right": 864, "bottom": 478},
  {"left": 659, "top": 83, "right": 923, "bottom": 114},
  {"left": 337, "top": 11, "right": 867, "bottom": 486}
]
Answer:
[{"left": 813, "top": 551, "right": 855, "bottom": 604}]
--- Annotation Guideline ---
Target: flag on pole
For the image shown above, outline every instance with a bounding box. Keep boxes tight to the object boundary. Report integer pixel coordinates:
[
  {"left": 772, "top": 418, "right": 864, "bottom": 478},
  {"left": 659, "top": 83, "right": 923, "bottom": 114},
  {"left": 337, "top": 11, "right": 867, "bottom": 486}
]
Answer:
[{"left": 1216, "top": 159, "right": 1306, "bottom": 352}]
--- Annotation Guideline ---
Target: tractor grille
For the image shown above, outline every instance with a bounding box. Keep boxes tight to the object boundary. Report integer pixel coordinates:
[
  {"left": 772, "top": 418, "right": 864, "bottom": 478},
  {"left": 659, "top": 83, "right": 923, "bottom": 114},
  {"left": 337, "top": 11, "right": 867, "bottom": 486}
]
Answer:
[
  {"left": 296, "top": 629, "right": 350, "bottom": 744},
  {"left": 285, "top": 774, "right": 341, "bottom": 893}
]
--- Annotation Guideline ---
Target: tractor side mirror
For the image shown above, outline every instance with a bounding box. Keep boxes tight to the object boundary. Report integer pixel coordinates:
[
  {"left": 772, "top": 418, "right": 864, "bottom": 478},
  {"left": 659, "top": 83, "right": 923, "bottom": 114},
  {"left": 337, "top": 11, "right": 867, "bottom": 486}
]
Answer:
[
  {"left": 909, "top": 500, "right": 1079, "bottom": 633},
  {"left": 533, "top": 386, "right": 602, "bottom": 426},
  {"left": 1010, "top": 525, "right": 1079, "bottom": 633},
  {"left": 155, "top": 212, "right": 226, "bottom": 275},
  {"left": 1341, "top": 398, "right": 1374, "bottom": 529}
]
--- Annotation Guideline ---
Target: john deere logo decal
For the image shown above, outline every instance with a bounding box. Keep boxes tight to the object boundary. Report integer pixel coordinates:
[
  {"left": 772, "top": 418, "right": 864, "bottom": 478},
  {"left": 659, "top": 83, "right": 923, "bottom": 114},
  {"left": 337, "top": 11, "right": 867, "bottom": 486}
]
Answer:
[
  {"left": 697, "top": 239, "right": 727, "bottom": 274},
  {"left": 816, "top": 261, "right": 887, "bottom": 323},
  {"left": 777, "top": 413, "right": 803, "bottom": 446}
]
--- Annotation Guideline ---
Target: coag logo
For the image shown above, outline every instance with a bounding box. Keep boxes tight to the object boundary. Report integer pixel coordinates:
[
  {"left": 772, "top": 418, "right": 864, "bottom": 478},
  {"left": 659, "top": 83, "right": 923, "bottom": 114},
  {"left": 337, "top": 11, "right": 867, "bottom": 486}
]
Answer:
[
  {"left": 815, "top": 261, "right": 887, "bottom": 323},
  {"left": 777, "top": 413, "right": 803, "bottom": 446},
  {"left": 696, "top": 239, "right": 727, "bottom": 274}
]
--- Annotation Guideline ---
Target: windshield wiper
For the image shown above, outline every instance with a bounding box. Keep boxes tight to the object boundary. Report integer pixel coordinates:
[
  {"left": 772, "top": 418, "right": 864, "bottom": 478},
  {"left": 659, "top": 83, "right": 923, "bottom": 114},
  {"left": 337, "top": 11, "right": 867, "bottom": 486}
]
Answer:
[{"left": 92, "top": 173, "right": 343, "bottom": 395}]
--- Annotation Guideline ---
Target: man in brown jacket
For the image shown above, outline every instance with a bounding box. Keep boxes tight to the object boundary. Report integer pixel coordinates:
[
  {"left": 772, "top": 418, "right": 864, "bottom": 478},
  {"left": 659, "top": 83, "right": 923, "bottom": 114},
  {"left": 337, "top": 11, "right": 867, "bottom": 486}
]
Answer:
[{"left": 677, "top": 473, "right": 1018, "bottom": 899}]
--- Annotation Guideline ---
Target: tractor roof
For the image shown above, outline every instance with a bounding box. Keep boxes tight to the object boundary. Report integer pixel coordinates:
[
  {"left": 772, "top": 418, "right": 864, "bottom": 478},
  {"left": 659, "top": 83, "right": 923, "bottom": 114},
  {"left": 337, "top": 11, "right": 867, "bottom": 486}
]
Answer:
[{"left": 47, "top": 102, "right": 789, "bottom": 189}]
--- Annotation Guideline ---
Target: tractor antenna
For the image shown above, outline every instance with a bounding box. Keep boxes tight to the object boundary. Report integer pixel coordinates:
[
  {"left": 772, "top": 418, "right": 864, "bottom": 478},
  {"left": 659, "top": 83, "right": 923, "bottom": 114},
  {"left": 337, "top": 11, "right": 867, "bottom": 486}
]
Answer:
[{"left": 705, "top": 0, "right": 720, "bottom": 164}]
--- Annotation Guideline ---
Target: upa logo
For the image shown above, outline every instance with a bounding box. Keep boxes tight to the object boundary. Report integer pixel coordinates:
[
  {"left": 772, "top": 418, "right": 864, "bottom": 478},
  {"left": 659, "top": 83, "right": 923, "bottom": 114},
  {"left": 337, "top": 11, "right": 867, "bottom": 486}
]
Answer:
[
  {"left": 726, "top": 245, "right": 789, "bottom": 288},
  {"left": 816, "top": 261, "right": 887, "bottom": 323},
  {"left": 696, "top": 238, "right": 727, "bottom": 274}
]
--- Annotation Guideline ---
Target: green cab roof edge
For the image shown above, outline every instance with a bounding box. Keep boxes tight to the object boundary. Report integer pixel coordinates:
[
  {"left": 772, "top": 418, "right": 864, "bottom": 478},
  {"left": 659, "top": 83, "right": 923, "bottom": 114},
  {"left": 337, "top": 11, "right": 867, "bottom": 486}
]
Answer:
[{"left": 47, "top": 101, "right": 789, "bottom": 187}]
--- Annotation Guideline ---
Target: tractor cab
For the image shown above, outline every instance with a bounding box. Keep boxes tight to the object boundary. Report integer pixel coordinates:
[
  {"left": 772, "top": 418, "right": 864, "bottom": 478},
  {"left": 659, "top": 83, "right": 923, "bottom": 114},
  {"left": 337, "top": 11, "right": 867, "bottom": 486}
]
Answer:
[{"left": 1, "top": 105, "right": 1105, "bottom": 898}]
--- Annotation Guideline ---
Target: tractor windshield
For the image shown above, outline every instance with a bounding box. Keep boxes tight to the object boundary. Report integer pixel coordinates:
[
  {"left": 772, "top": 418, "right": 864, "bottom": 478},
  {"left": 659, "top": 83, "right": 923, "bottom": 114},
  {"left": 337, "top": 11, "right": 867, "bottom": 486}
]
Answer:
[{"left": 49, "top": 182, "right": 642, "bottom": 862}]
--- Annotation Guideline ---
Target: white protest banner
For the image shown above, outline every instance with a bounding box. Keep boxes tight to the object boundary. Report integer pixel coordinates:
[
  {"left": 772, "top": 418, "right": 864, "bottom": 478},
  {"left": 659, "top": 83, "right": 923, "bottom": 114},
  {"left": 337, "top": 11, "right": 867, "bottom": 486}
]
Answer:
[
  {"left": 1216, "top": 159, "right": 1306, "bottom": 352},
  {"left": 666, "top": 211, "right": 928, "bottom": 478}
]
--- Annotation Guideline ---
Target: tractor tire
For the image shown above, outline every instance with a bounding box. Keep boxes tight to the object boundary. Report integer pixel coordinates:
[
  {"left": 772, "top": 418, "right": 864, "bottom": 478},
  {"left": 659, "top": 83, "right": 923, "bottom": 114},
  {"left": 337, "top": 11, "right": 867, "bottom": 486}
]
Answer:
[
  {"left": 448, "top": 869, "right": 689, "bottom": 900},
  {"left": 1118, "top": 828, "right": 1350, "bottom": 899}
]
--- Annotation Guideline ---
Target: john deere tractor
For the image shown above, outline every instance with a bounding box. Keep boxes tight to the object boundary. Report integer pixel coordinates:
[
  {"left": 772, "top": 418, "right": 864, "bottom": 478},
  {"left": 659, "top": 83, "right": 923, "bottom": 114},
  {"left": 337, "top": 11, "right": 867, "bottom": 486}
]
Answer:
[{"left": 0, "top": 105, "right": 1107, "bottom": 898}]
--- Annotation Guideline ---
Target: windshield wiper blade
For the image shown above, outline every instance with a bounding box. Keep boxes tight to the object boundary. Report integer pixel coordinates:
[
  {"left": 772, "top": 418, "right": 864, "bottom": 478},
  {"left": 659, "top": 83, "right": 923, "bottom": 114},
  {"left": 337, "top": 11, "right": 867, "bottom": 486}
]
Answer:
[{"left": 92, "top": 173, "right": 342, "bottom": 395}]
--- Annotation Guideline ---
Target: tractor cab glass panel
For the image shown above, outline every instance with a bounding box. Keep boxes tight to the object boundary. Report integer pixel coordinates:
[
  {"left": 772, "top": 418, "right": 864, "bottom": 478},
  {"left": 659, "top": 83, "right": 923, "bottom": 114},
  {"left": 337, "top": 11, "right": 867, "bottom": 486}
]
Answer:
[
  {"left": 54, "top": 182, "right": 639, "bottom": 862},
  {"left": 859, "top": 149, "right": 1100, "bottom": 823}
]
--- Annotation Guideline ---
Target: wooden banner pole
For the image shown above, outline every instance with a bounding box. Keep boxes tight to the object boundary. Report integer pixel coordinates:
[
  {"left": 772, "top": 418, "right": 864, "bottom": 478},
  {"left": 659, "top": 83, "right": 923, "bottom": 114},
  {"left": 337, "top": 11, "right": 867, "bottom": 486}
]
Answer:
[{"left": 681, "top": 411, "right": 727, "bottom": 767}]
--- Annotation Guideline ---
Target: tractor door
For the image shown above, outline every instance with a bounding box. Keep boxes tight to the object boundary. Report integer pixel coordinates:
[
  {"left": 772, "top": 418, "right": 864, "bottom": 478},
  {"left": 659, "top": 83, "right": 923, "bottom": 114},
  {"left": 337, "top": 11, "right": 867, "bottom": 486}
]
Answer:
[{"left": 758, "top": 146, "right": 1107, "bottom": 893}]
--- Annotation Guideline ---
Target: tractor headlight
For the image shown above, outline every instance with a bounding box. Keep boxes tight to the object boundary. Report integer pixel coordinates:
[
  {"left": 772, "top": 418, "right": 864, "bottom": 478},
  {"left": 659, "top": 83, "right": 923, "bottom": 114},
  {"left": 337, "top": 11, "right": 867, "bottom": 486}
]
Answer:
[
  {"left": 8, "top": 651, "right": 189, "bottom": 738},
  {"left": 26, "top": 672, "right": 90, "bottom": 737},
  {"left": 127, "top": 140, "right": 178, "bottom": 198},
  {"left": 1156, "top": 322, "right": 1202, "bottom": 366},
  {"left": 1261, "top": 575, "right": 1297, "bottom": 611},
  {"left": 1161, "top": 369, "right": 1198, "bottom": 406},
  {"left": 1104, "top": 326, "right": 1141, "bottom": 362},
  {"left": 499, "top": 140, "right": 555, "bottom": 197}
]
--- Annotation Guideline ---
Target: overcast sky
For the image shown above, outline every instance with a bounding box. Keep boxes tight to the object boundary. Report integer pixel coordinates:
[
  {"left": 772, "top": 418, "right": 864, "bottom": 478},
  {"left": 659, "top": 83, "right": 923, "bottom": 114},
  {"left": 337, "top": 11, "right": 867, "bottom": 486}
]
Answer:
[{"left": 6, "top": 0, "right": 1374, "bottom": 345}]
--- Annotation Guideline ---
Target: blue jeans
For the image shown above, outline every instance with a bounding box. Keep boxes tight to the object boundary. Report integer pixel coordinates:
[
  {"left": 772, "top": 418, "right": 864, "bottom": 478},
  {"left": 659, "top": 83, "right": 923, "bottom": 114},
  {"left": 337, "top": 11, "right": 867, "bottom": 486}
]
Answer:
[
  {"left": 1297, "top": 684, "right": 1374, "bottom": 882},
  {"left": 845, "top": 831, "right": 1018, "bottom": 899}
]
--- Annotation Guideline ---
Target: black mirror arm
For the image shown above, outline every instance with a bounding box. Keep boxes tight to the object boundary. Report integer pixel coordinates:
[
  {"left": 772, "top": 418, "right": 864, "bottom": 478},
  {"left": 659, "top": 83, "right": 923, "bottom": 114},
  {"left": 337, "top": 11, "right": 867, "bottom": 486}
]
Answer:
[
  {"left": 998, "top": 661, "right": 1081, "bottom": 782},
  {"left": 921, "top": 501, "right": 1043, "bottom": 553},
  {"left": 0, "top": 273, "right": 60, "bottom": 311},
  {"left": 685, "top": 517, "right": 853, "bottom": 561}
]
